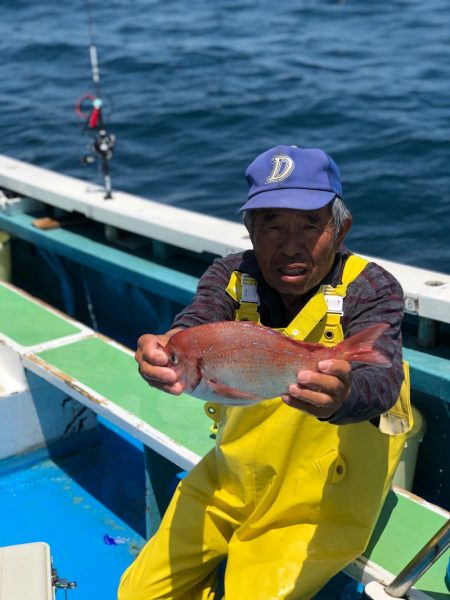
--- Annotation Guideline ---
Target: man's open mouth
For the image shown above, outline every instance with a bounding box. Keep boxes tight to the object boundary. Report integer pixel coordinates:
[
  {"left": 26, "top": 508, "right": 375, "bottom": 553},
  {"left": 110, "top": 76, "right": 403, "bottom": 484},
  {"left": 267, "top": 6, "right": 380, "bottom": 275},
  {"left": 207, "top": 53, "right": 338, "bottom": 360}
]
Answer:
[{"left": 280, "top": 267, "right": 306, "bottom": 276}]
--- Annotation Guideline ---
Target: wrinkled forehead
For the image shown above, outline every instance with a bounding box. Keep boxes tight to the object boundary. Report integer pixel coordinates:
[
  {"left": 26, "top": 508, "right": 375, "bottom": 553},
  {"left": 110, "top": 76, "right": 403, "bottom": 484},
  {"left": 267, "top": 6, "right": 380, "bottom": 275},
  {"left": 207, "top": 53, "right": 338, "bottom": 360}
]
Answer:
[{"left": 252, "top": 206, "right": 332, "bottom": 225}]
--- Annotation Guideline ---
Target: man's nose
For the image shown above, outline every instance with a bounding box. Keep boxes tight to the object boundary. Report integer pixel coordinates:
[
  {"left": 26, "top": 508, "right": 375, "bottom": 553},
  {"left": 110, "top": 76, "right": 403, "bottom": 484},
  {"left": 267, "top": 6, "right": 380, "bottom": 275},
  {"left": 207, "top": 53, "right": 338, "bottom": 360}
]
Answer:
[{"left": 282, "top": 231, "right": 305, "bottom": 256}]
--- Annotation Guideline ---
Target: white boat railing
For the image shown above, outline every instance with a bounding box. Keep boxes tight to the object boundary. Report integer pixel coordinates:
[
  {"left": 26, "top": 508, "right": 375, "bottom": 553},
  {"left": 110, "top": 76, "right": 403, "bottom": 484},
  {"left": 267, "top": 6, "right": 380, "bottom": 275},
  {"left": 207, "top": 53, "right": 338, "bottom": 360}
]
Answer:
[{"left": 0, "top": 153, "right": 449, "bottom": 326}]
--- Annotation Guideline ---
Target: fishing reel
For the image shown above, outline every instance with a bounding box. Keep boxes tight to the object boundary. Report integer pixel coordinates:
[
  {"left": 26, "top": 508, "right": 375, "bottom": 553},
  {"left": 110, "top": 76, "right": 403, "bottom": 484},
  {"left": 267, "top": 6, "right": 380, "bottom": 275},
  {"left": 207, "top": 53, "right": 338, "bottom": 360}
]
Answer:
[
  {"left": 76, "top": 93, "right": 115, "bottom": 198},
  {"left": 81, "top": 127, "right": 116, "bottom": 165},
  {"left": 94, "top": 128, "right": 115, "bottom": 161}
]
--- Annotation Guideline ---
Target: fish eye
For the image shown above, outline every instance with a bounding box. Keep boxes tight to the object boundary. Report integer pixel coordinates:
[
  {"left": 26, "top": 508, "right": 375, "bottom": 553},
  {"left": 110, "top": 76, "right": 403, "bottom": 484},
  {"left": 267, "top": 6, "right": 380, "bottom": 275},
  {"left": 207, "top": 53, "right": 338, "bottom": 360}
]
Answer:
[{"left": 168, "top": 352, "right": 179, "bottom": 366}]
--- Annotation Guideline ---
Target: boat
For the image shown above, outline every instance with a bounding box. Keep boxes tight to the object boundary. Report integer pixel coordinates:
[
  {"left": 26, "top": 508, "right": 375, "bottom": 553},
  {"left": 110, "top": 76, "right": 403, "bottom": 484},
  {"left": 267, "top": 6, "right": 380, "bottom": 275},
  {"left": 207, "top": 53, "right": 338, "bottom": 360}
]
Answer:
[{"left": 0, "top": 153, "right": 448, "bottom": 599}]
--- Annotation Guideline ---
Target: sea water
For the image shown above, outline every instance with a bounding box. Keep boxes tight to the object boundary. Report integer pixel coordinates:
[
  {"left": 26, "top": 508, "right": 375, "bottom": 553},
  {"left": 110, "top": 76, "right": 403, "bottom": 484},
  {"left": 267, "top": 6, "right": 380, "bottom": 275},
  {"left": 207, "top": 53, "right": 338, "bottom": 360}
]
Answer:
[{"left": 1, "top": 0, "right": 449, "bottom": 271}]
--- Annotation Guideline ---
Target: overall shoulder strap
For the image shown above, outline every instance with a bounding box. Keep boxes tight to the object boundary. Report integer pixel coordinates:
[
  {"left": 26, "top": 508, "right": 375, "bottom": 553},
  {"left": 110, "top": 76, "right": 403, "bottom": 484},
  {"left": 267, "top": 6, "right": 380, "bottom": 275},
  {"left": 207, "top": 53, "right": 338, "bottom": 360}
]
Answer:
[
  {"left": 285, "top": 254, "right": 369, "bottom": 344},
  {"left": 226, "top": 271, "right": 260, "bottom": 322},
  {"left": 341, "top": 254, "right": 369, "bottom": 287}
]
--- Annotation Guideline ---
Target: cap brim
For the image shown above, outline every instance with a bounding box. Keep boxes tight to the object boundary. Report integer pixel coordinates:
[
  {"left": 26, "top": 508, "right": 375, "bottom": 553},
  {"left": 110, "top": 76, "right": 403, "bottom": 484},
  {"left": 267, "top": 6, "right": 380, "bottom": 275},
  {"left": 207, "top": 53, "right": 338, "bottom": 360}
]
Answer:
[{"left": 239, "top": 188, "right": 337, "bottom": 212}]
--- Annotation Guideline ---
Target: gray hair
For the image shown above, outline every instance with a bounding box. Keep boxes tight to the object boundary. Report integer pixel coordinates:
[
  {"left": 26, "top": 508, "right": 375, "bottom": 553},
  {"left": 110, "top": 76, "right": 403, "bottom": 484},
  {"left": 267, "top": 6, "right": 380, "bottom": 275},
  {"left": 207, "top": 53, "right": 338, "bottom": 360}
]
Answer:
[
  {"left": 330, "top": 197, "right": 351, "bottom": 239},
  {"left": 243, "top": 196, "right": 351, "bottom": 242}
]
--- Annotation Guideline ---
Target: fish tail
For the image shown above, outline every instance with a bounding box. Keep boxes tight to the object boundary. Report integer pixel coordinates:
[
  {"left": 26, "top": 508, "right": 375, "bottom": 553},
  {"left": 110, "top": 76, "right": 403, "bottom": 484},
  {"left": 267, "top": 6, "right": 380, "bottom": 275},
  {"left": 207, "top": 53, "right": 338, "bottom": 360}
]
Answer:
[{"left": 338, "top": 323, "right": 391, "bottom": 367}]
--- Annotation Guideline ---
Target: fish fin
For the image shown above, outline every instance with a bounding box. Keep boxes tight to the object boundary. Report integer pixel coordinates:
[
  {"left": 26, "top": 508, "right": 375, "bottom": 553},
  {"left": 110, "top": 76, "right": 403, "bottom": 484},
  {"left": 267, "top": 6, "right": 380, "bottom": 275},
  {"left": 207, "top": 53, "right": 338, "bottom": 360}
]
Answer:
[
  {"left": 338, "top": 323, "right": 392, "bottom": 367},
  {"left": 206, "top": 379, "right": 261, "bottom": 404}
]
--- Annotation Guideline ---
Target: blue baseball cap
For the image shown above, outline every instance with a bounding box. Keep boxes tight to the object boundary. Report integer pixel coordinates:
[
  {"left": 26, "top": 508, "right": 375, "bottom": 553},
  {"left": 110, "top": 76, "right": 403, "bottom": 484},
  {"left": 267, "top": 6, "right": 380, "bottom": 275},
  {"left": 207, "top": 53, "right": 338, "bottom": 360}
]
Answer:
[{"left": 240, "top": 145, "right": 342, "bottom": 212}]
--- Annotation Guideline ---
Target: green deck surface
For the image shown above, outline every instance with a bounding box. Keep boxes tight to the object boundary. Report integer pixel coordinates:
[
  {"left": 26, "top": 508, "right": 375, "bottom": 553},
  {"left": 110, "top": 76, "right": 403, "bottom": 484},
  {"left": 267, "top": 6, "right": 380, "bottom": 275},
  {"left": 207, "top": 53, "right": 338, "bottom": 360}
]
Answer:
[
  {"left": 35, "top": 337, "right": 215, "bottom": 458},
  {"left": 364, "top": 490, "right": 449, "bottom": 597},
  {"left": 0, "top": 283, "right": 80, "bottom": 346}
]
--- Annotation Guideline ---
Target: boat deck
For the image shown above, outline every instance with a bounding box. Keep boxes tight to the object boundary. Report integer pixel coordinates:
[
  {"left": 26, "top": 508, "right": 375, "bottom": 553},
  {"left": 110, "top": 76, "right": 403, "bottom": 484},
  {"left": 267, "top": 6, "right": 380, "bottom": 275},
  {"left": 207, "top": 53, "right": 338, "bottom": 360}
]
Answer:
[
  {"left": 0, "top": 420, "right": 146, "bottom": 598},
  {"left": 1, "top": 280, "right": 449, "bottom": 598}
]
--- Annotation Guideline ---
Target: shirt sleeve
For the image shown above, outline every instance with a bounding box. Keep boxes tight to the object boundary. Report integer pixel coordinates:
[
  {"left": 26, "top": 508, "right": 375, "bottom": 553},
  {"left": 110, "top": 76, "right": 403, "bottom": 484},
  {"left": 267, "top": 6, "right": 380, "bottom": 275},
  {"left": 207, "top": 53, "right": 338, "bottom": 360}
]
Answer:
[
  {"left": 171, "top": 254, "right": 241, "bottom": 329},
  {"left": 327, "top": 261, "right": 405, "bottom": 425}
]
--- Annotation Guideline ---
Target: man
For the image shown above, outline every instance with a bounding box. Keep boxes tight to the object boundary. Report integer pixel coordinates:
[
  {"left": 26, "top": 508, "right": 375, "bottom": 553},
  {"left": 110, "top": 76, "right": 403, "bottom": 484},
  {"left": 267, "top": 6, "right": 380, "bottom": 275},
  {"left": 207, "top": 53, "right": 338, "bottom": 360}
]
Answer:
[{"left": 119, "top": 145, "right": 412, "bottom": 599}]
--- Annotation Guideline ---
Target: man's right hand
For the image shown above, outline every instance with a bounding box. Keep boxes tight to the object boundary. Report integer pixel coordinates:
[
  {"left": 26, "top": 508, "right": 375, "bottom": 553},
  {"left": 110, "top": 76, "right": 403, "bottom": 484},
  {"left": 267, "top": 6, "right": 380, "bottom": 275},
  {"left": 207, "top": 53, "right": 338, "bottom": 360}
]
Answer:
[{"left": 135, "top": 328, "right": 184, "bottom": 395}]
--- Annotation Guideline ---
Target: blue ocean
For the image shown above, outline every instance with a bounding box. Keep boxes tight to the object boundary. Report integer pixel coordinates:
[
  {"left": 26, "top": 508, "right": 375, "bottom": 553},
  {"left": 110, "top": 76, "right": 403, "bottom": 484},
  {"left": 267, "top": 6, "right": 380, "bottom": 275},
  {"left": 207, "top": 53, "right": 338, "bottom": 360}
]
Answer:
[{"left": 1, "top": 0, "right": 449, "bottom": 271}]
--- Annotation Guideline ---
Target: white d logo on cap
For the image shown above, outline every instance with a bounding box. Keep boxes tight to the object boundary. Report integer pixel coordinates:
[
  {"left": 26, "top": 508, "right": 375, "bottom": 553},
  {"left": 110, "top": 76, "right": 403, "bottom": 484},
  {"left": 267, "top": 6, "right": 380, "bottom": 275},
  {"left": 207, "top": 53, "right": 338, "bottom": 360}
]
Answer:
[{"left": 266, "top": 154, "right": 295, "bottom": 183}]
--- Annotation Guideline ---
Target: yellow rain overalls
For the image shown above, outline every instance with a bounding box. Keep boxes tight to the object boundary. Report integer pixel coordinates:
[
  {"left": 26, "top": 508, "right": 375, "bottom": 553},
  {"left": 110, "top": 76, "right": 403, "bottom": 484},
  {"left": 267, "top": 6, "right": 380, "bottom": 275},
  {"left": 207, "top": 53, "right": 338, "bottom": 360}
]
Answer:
[{"left": 118, "top": 254, "right": 412, "bottom": 600}]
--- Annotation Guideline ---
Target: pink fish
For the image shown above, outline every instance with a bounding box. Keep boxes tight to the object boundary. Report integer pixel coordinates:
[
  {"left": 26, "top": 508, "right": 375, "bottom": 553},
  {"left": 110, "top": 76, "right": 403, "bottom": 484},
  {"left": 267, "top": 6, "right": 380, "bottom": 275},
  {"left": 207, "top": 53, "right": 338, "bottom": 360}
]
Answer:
[{"left": 163, "top": 321, "right": 391, "bottom": 405}]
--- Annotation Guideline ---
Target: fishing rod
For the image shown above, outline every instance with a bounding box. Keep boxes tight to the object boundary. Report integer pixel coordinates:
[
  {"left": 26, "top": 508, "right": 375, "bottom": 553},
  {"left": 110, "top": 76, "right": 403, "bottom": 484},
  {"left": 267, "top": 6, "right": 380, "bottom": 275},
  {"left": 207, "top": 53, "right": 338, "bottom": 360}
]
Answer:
[{"left": 75, "top": 0, "right": 115, "bottom": 199}]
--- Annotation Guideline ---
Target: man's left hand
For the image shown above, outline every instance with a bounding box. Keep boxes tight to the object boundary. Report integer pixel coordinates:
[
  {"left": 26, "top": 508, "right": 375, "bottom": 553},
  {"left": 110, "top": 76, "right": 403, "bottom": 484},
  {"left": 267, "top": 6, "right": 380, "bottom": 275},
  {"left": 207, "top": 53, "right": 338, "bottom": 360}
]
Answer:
[{"left": 281, "top": 360, "right": 352, "bottom": 419}]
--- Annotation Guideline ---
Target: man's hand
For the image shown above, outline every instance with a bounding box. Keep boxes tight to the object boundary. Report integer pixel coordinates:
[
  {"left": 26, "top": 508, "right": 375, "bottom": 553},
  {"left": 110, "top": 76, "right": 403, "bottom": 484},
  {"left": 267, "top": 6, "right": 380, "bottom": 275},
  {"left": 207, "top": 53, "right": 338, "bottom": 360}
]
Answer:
[
  {"left": 135, "top": 328, "right": 184, "bottom": 395},
  {"left": 281, "top": 359, "right": 352, "bottom": 419}
]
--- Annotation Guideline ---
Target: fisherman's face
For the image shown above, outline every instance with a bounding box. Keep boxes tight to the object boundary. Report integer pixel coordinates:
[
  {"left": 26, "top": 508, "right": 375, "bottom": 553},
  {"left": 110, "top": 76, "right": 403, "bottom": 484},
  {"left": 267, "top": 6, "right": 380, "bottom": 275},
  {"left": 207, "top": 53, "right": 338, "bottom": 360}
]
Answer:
[{"left": 250, "top": 206, "right": 348, "bottom": 307}]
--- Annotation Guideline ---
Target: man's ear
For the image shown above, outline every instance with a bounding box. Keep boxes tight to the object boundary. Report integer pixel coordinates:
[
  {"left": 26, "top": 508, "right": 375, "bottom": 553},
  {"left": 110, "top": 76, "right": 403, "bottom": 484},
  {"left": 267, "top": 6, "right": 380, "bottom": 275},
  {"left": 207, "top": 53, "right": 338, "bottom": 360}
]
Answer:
[{"left": 336, "top": 216, "right": 352, "bottom": 249}]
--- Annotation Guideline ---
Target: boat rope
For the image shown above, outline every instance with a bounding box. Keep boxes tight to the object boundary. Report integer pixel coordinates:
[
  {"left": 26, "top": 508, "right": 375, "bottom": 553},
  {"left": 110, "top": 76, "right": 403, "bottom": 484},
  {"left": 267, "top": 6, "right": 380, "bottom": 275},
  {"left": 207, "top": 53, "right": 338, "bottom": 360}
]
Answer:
[{"left": 75, "top": 0, "right": 115, "bottom": 199}]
